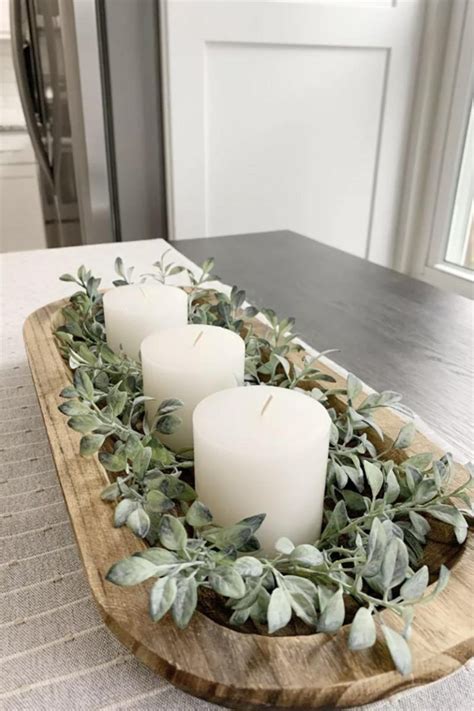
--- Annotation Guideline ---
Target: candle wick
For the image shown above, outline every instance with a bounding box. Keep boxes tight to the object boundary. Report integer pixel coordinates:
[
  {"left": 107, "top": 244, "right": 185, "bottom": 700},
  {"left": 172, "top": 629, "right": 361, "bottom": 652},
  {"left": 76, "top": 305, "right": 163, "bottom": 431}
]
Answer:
[
  {"left": 260, "top": 394, "right": 273, "bottom": 416},
  {"left": 193, "top": 330, "right": 204, "bottom": 346}
]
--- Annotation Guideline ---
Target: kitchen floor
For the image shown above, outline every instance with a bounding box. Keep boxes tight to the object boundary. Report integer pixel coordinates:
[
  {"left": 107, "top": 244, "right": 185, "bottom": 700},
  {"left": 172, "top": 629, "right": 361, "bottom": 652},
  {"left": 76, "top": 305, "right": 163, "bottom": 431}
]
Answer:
[{"left": 0, "top": 131, "right": 46, "bottom": 253}]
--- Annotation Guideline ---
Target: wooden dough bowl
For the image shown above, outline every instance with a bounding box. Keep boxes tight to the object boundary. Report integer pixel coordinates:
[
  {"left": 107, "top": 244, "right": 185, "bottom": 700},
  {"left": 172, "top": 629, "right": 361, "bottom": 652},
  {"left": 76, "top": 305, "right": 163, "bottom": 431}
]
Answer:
[{"left": 23, "top": 297, "right": 473, "bottom": 710}]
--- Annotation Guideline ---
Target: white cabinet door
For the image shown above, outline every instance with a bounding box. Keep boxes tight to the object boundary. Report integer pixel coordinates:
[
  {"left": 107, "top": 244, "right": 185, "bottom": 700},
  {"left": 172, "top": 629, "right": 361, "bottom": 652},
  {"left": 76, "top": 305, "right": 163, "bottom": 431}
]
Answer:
[{"left": 161, "top": 0, "right": 425, "bottom": 266}]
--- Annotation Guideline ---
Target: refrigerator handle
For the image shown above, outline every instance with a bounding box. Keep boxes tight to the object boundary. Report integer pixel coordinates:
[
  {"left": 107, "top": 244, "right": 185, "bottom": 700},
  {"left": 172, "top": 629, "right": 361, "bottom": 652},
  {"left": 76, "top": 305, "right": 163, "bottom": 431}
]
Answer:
[{"left": 10, "top": 0, "right": 55, "bottom": 192}]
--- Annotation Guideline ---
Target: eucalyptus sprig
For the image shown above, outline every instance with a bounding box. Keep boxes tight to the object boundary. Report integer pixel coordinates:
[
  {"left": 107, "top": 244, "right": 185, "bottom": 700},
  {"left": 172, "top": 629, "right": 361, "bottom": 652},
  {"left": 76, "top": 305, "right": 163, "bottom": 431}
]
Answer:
[{"left": 54, "top": 255, "right": 473, "bottom": 677}]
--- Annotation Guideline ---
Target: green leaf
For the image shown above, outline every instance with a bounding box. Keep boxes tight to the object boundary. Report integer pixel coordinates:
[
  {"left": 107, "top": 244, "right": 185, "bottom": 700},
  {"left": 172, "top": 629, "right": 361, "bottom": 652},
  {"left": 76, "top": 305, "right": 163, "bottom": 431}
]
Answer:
[
  {"left": 145, "top": 489, "right": 174, "bottom": 513},
  {"left": 132, "top": 447, "right": 152, "bottom": 478},
  {"left": 157, "top": 398, "right": 184, "bottom": 415},
  {"left": 158, "top": 514, "right": 187, "bottom": 550},
  {"left": 290, "top": 544, "right": 324, "bottom": 568},
  {"left": 106, "top": 556, "right": 157, "bottom": 587},
  {"left": 172, "top": 575, "right": 198, "bottom": 628},
  {"left": 74, "top": 369, "right": 94, "bottom": 401},
  {"left": 149, "top": 576, "right": 177, "bottom": 621},
  {"left": 428, "top": 505, "right": 468, "bottom": 543},
  {"left": 381, "top": 538, "right": 409, "bottom": 590},
  {"left": 407, "top": 511, "right": 430, "bottom": 544},
  {"left": 393, "top": 421, "right": 416, "bottom": 449},
  {"left": 287, "top": 589, "right": 317, "bottom": 626},
  {"left": 234, "top": 556, "right": 263, "bottom": 577},
  {"left": 137, "top": 548, "right": 177, "bottom": 566},
  {"left": 317, "top": 588, "right": 345, "bottom": 633},
  {"left": 400, "top": 565, "right": 429, "bottom": 600},
  {"left": 283, "top": 575, "right": 318, "bottom": 604},
  {"left": 60, "top": 386, "right": 78, "bottom": 399},
  {"left": 100, "top": 482, "right": 120, "bottom": 501},
  {"left": 114, "top": 499, "right": 138, "bottom": 527},
  {"left": 155, "top": 414, "right": 182, "bottom": 435},
  {"left": 385, "top": 470, "right": 400, "bottom": 504},
  {"left": 362, "top": 518, "right": 387, "bottom": 577},
  {"left": 80, "top": 434, "right": 105, "bottom": 457},
  {"left": 318, "top": 588, "right": 345, "bottom": 632},
  {"left": 107, "top": 388, "right": 128, "bottom": 417},
  {"left": 185, "top": 500, "right": 213, "bottom": 528},
  {"left": 126, "top": 507, "right": 151, "bottom": 538},
  {"left": 209, "top": 566, "right": 245, "bottom": 599},
  {"left": 381, "top": 624, "right": 412, "bottom": 675},
  {"left": 249, "top": 587, "right": 271, "bottom": 624},
  {"left": 433, "top": 564, "right": 450, "bottom": 596},
  {"left": 59, "top": 400, "right": 91, "bottom": 417},
  {"left": 238, "top": 513, "right": 266, "bottom": 534},
  {"left": 267, "top": 587, "right": 292, "bottom": 633},
  {"left": 414, "top": 479, "right": 438, "bottom": 505},
  {"left": 323, "top": 500, "right": 348, "bottom": 539},
  {"left": 275, "top": 537, "right": 295, "bottom": 555},
  {"left": 346, "top": 373, "right": 363, "bottom": 402},
  {"left": 348, "top": 607, "right": 376, "bottom": 651},
  {"left": 68, "top": 414, "right": 100, "bottom": 434},
  {"left": 364, "top": 461, "right": 384, "bottom": 499},
  {"left": 99, "top": 450, "right": 127, "bottom": 473},
  {"left": 402, "top": 453, "right": 433, "bottom": 471}
]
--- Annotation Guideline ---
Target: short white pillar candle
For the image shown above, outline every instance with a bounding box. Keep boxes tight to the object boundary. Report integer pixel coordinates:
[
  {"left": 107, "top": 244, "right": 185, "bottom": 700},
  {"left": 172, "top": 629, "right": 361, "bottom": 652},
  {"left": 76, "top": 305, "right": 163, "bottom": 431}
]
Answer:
[
  {"left": 193, "top": 385, "right": 331, "bottom": 553},
  {"left": 103, "top": 284, "right": 188, "bottom": 360},
  {"left": 141, "top": 324, "right": 245, "bottom": 452}
]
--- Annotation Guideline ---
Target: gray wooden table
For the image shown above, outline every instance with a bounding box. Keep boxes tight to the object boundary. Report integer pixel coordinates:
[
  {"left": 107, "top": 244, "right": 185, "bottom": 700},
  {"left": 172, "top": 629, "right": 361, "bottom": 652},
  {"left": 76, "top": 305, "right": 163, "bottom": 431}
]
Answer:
[
  {"left": 178, "top": 230, "right": 473, "bottom": 461},
  {"left": 1, "top": 236, "right": 472, "bottom": 710}
]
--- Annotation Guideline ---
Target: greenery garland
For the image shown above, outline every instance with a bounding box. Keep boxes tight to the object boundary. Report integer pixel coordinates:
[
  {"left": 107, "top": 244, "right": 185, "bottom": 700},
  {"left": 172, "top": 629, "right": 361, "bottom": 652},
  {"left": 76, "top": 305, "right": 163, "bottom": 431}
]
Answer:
[{"left": 55, "top": 253, "right": 472, "bottom": 676}]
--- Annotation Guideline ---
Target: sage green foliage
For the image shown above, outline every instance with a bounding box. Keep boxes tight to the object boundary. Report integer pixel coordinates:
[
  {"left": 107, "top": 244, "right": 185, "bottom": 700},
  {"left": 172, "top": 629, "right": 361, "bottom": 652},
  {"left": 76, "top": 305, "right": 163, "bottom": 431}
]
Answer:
[{"left": 56, "top": 255, "right": 473, "bottom": 677}]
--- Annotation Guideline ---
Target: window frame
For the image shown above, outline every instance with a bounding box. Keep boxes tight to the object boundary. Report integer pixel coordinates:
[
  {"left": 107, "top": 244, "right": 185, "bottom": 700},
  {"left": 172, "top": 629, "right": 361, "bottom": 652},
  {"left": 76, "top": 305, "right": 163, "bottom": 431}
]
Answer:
[{"left": 395, "top": 0, "right": 473, "bottom": 299}]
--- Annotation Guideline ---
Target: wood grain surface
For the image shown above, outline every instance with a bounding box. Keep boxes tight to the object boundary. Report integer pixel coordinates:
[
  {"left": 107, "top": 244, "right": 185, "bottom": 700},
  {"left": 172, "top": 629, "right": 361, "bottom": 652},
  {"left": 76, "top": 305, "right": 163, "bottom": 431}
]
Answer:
[
  {"left": 178, "top": 231, "right": 473, "bottom": 461},
  {"left": 23, "top": 297, "right": 473, "bottom": 710}
]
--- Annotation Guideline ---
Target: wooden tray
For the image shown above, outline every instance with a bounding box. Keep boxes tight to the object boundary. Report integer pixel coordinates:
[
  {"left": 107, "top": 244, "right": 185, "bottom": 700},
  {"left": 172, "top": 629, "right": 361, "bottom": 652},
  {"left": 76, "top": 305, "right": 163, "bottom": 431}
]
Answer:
[{"left": 23, "top": 297, "right": 473, "bottom": 710}]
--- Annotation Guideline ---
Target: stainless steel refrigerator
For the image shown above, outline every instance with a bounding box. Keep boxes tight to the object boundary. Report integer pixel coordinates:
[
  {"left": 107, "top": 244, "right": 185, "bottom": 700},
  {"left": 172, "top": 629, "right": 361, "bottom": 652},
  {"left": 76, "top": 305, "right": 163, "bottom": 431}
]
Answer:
[{"left": 10, "top": 0, "right": 167, "bottom": 248}]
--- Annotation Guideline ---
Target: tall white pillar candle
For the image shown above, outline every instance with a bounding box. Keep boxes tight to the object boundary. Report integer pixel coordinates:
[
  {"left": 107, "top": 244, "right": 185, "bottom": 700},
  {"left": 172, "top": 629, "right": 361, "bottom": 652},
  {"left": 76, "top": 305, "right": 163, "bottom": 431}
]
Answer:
[
  {"left": 141, "top": 324, "right": 245, "bottom": 452},
  {"left": 103, "top": 284, "right": 188, "bottom": 360},
  {"left": 193, "top": 385, "right": 331, "bottom": 553}
]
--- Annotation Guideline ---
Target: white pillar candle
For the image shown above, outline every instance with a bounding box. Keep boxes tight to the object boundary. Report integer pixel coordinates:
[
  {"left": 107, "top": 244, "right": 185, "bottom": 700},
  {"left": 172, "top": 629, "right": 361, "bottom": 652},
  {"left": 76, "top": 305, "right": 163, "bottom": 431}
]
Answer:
[
  {"left": 141, "top": 324, "right": 245, "bottom": 452},
  {"left": 193, "top": 385, "right": 331, "bottom": 553},
  {"left": 103, "top": 284, "right": 188, "bottom": 360}
]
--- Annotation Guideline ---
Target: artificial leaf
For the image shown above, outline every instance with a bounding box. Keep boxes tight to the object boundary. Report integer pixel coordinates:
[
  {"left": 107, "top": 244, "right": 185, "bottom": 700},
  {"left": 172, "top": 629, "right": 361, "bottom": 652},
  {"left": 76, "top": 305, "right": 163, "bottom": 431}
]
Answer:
[
  {"left": 290, "top": 544, "right": 324, "bottom": 568},
  {"left": 275, "top": 537, "right": 295, "bottom": 555},
  {"left": 364, "top": 461, "right": 384, "bottom": 499},
  {"left": 185, "top": 500, "right": 213, "bottom": 527},
  {"left": 234, "top": 556, "right": 263, "bottom": 578},
  {"left": 209, "top": 566, "right": 245, "bottom": 599},
  {"left": 106, "top": 556, "right": 157, "bottom": 586},
  {"left": 126, "top": 507, "right": 151, "bottom": 538},
  {"left": 172, "top": 575, "right": 198, "bottom": 628},
  {"left": 149, "top": 576, "right": 177, "bottom": 621},
  {"left": 158, "top": 515, "right": 187, "bottom": 550},
  {"left": 382, "top": 624, "right": 412, "bottom": 675},
  {"left": 114, "top": 499, "right": 138, "bottom": 527},
  {"left": 80, "top": 434, "right": 105, "bottom": 457},
  {"left": 400, "top": 565, "right": 429, "bottom": 600},
  {"left": 267, "top": 587, "right": 292, "bottom": 633},
  {"left": 393, "top": 421, "right": 416, "bottom": 449},
  {"left": 317, "top": 588, "right": 345, "bottom": 633},
  {"left": 348, "top": 607, "right": 376, "bottom": 651}
]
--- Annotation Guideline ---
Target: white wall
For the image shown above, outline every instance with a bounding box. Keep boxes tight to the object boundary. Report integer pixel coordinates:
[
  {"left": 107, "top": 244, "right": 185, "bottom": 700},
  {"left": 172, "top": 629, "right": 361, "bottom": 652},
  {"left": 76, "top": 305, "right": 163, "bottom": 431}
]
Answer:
[{"left": 162, "top": 0, "right": 426, "bottom": 267}]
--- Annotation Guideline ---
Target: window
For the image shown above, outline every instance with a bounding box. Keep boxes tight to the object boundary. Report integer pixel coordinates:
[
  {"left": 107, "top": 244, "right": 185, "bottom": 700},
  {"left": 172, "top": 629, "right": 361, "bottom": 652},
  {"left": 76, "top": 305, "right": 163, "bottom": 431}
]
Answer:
[
  {"left": 444, "top": 104, "right": 473, "bottom": 272},
  {"left": 397, "top": 0, "right": 473, "bottom": 299}
]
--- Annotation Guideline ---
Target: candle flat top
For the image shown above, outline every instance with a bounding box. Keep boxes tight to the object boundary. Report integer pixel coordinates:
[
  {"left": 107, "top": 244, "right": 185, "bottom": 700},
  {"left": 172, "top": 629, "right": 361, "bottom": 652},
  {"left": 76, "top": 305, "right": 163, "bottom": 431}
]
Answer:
[
  {"left": 141, "top": 324, "right": 245, "bottom": 371},
  {"left": 193, "top": 385, "right": 331, "bottom": 450},
  {"left": 103, "top": 283, "right": 187, "bottom": 310}
]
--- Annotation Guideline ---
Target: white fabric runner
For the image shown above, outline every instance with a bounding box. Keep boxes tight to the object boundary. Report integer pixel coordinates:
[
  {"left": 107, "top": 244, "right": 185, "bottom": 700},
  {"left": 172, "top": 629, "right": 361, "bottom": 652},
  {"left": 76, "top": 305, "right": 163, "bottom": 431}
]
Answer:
[{"left": 0, "top": 238, "right": 471, "bottom": 710}]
